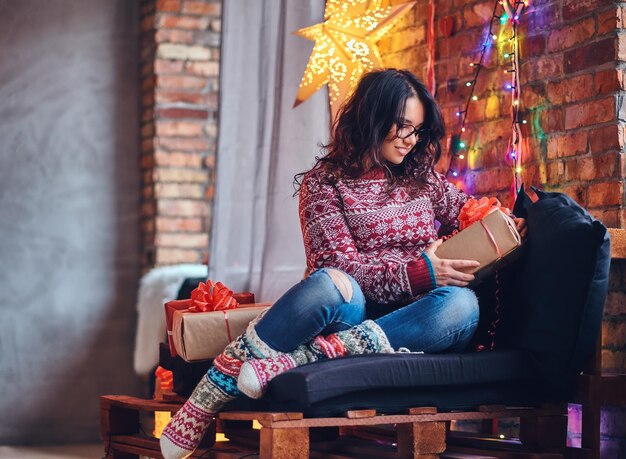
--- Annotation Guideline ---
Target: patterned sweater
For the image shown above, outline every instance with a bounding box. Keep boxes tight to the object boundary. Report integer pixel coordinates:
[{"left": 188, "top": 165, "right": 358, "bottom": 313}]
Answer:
[{"left": 299, "top": 167, "right": 470, "bottom": 306}]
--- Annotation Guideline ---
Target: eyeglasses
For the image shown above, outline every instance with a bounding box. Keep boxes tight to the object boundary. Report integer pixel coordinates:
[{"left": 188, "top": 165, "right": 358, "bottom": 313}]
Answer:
[{"left": 396, "top": 124, "right": 429, "bottom": 141}]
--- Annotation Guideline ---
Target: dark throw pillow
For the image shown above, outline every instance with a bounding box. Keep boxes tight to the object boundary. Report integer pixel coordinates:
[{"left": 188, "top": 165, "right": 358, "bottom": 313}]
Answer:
[{"left": 507, "top": 187, "right": 610, "bottom": 398}]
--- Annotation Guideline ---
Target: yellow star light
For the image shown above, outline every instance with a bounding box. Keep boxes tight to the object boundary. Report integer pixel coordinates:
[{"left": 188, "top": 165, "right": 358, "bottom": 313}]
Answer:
[{"left": 294, "top": 0, "right": 416, "bottom": 120}]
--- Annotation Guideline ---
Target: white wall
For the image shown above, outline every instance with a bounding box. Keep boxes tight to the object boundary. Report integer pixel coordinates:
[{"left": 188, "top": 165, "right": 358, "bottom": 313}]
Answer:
[{"left": 0, "top": 0, "right": 142, "bottom": 443}]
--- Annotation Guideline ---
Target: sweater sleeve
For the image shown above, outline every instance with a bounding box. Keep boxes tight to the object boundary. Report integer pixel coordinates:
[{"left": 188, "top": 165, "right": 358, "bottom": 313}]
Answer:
[
  {"left": 431, "top": 172, "right": 471, "bottom": 236},
  {"left": 299, "top": 173, "right": 436, "bottom": 304}
]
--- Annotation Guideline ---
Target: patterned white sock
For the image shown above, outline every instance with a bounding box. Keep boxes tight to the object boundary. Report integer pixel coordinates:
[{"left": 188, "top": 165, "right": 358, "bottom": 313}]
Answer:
[
  {"left": 160, "top": 312, "right": 280, "bottom": 458},
  {"left": 238, "top": 320, "right": 393, "bottom": 399},
  {"left": 159, "top": 373, "right": 224, "bottom": 459}
]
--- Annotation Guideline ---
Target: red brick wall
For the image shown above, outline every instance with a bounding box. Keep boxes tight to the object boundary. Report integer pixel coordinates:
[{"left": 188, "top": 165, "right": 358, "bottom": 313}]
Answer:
[
  {"left": 380, "top": 0, "right": 624, "bottom": 223},
  {"left": 139, "top": 0, "right": 221, "bottom": 269}
]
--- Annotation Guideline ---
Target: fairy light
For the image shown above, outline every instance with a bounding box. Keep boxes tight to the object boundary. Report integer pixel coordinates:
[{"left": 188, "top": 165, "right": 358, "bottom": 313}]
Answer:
[
  {"left": 446, "top": 0, "right": 501, "bottom": 177},
  {"left": 446, "top": 0, "right": 529, "bottom": 193},
  {"left": 506, "top": 0, "right": 527, "bottom": 190}
]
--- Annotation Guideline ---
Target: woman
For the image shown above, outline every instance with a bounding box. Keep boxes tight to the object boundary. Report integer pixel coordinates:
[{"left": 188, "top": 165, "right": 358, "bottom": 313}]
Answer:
[{"left": 160, "top": 69, "right": 528, "bottom": 459}]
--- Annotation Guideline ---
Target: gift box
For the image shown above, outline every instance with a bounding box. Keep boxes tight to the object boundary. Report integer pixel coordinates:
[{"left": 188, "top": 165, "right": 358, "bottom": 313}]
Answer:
[
  {"left": 165, "top": 280, "right": 259, "bottom": 359},
  {"left": 435, "top": 207, "right": 522, "bottom": 284},
  {"left": 172, "top": 303, "right": 270, "bottom": 362}
]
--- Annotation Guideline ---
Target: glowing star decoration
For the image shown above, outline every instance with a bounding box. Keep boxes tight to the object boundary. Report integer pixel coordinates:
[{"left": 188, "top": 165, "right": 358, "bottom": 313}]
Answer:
[{"left": 293, "top": 0, "right": 417, "bottom": 120}]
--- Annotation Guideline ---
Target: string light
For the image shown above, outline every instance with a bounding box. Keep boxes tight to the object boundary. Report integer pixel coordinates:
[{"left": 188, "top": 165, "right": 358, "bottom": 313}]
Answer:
[
  {"left": 446, "top": 0, "right": 529, "bottom": 195},
  {"left": 446, "top": 0, "right": 500, "bottom": 178}
]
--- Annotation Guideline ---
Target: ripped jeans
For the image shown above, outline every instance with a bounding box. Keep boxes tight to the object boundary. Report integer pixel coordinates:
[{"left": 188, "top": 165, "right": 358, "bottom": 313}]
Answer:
[{"left": 254, "top": 268, "right": 480, "bottom": 353}]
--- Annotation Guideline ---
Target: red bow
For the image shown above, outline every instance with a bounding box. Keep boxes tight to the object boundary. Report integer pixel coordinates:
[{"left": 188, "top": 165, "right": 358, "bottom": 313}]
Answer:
[
  {"left": 154, "top": 366, "right": 173, "bottom": 390},
  {"left": 459, "top": 197, "right": 511, "bottom": 231},
  {"left": 188, "top": 280, "right": 239, "bottom": 312}
]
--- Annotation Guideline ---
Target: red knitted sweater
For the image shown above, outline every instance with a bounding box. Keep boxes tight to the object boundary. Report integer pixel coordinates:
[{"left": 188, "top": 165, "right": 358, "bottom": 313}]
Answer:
[{"left": 299, "top": 167, "right": 470, "bottom": 305}]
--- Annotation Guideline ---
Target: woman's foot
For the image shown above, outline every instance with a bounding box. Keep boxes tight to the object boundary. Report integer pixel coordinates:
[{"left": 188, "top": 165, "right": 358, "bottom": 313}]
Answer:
[
  {"left": 238, "top": 320, "right": 393, "bottom": 399},
  {"left": 160, "top": 368, "right": 236, "bottom": 458},
  {"left": 160, "top": 312, "right": 279, "bottom": 458}
]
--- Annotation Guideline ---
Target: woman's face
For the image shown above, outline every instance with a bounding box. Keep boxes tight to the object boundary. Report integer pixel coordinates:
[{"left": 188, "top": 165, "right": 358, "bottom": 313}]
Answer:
[{"left": 381, "top": 96, "right": 425, "bottom": 165}]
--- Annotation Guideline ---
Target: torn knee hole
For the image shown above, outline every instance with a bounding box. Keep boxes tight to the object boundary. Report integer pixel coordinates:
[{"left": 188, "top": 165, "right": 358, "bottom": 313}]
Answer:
[{"left": 325, "top": 269, "right": 353, "bottom": 302}]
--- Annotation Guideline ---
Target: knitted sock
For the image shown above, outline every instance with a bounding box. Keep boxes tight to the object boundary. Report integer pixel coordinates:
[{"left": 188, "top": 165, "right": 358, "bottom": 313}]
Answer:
[
  {"left": 160, "top": 313, "right": 279, "bottom": 459},
  {"left": 237, "top": 320, "right": 393, "bottom": 399}
]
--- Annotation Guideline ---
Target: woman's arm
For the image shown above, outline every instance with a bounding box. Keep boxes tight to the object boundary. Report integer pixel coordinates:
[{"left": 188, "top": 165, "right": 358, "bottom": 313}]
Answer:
[{"left": 431, "top": 172, "right": 471, "bottom": 236}]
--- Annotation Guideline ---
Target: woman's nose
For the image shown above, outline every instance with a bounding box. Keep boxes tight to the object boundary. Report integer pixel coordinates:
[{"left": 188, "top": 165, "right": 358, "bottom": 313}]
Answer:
[{"left": 402, "top": 134, "right": 416, "bottom": 146}]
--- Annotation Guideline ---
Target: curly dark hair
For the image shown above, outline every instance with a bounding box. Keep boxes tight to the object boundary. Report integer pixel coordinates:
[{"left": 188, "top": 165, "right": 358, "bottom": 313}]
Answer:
[{"left": 294, "top": 69, "right": 446, "bottom": 198}]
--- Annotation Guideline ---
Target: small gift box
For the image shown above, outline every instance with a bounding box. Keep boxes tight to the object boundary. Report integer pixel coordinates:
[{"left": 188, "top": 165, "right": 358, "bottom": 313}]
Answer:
[
  {"left": 435, "top": 198, "right": 523, "bottom": 284},
  {"left": 164, "top": 280, "right": 270, "bottom": 362},
  {"left": 172, "top": 304, "right": 269, "bottom": 362},
  {"left": 165, "top": 281, "right": 256, "bottom": 358}
]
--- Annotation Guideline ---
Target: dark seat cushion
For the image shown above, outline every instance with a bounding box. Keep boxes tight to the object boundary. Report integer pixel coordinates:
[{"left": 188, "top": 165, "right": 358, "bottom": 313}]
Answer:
[
  {"left": 266, "top": 350, "right": 536, "bottom": 406},
  {"left": 232, "top": 350, "right": 545, "bottom": 415}
]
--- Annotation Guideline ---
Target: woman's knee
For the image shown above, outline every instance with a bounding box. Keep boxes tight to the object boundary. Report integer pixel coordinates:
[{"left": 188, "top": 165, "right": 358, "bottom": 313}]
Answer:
[
  {"left": 435, "top": 286, "right": 479, "bottom": 325},
  {"left": 311, "top": 268, "right": 362, "bottom": 304}
]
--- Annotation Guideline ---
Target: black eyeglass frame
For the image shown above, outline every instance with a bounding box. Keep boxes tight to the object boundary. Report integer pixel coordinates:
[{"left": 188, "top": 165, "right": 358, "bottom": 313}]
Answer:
[{"left": 395, "top": 123, "right": 430, "bottom": 142}]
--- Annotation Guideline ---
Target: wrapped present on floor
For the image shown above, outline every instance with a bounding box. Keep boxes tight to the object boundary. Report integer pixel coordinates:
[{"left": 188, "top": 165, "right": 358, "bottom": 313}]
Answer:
[
  {"left": 435, "top": 197, "right": 523, "bottom": 285},
  {"left": 165, "top": 280, "right": 270, "bottom": 362}
]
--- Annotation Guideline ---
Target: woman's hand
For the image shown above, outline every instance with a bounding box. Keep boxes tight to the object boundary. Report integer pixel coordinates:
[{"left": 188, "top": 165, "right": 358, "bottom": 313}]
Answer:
[
  {"left": 513, "top": 217, "right": 528, "bottom": 240},
  {"left": 424, "top": 239, "right": 481, "bottom": 287}
]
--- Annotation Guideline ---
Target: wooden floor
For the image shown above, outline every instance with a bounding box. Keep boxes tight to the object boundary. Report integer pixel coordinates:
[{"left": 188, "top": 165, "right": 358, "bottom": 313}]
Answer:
[{"left": 0, "top": 444, "right": 103, "bottom": 459}]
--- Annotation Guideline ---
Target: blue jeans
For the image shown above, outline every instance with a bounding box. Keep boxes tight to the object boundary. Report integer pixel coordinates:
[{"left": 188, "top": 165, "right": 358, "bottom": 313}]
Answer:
[{"left": 254, "top": 268, "right": 480, "bottom": 353}]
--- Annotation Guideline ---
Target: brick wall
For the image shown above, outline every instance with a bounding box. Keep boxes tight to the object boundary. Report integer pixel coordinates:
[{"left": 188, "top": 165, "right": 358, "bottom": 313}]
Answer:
[
  {"left": 381, "top": 0, "right": 624, "bottom": 455},
  {"left": 381, "top": 0, "right": 625, "bottom": 219},
  {"left": 139, "top": 0, "right": 221, "bottom": 269}
]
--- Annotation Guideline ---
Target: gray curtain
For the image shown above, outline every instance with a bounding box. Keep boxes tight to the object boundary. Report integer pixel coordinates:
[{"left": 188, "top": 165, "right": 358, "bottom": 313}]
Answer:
[{"left": 209, "top": 0, "right": 329, "bottom": 302}]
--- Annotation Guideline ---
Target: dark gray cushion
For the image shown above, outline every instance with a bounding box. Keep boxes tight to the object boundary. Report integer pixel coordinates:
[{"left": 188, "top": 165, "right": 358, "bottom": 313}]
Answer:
[{"left": 260, "top": 350, "right": 538, "bottom": 413}]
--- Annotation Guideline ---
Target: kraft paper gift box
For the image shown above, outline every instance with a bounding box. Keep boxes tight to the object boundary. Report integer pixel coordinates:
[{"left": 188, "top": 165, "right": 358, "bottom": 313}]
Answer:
[
  {"left": 172, "top": 303, "right": 271, "bottom": 362},
  {"left": 435, "top": 208, "right": 523, "bottom": 285},
  {"left": 165, "top": 291, "right": 256, "bottom": 358}
]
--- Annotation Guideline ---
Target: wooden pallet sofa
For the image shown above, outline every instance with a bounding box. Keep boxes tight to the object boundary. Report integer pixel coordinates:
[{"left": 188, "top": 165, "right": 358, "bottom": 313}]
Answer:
[{"left": 101, "top": 191, "right": 626, "bottom": 459}]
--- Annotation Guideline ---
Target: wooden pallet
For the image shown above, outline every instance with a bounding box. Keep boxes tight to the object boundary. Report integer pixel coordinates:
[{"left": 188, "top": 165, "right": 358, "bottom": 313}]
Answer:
[{"left": 100, "top": 395, "right": 579, "bottom": 459}]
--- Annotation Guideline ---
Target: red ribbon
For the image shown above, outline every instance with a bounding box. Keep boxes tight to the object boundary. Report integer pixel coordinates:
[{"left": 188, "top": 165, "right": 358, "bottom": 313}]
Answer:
[
  {"left": 221, "top": 310, "right": 233, "bottom": 342},
  {"left": 459, "top": 197, "right": 510, "bottom": 231},
  {"left": 165, "top": 280, "right": 240, "bottom": 357},
  {"left": 480, "top": 220, "right": 503, "bottom": 259},
  {"left": 188, "top": 280, "right": 238, "bottom": 346},
  {"left": 458, "top": 197, "right": 509, "bottom": 353},
  {"left": 187, "top": 280, "right": 239, "bottom": 313}
]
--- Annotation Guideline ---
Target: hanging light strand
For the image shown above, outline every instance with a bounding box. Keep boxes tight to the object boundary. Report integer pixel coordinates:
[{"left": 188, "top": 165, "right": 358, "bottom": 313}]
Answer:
[
  {"left": 447, "top": 0, "right": 500, "bottom": 178},
  {"left": 447, "top": 0, "right": 529, "bottom": 192},
  {"left": 508, "top": 2, "right": 526, "bottom": 191}
]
